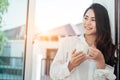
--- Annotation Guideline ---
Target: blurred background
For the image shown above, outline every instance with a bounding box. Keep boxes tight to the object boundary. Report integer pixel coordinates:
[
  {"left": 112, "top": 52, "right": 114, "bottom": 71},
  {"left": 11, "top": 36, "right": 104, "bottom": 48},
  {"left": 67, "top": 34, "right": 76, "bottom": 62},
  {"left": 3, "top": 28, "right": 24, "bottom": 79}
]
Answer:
[{"left": 0, "top": 0, "right": 119, "bottom": 80}]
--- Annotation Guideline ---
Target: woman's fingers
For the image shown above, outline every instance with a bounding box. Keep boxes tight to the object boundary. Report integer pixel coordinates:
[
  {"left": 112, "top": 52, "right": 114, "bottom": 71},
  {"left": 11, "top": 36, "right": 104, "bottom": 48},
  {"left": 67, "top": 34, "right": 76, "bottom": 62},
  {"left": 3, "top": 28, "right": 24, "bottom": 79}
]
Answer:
[
  {"left": 75, "top": 53, "right": 86, "bottom": 63},
  {"left": 88, "top": 46, "right": 103, "bottom": 60},
  {"left": 72, "top": 49, "right": 83, "bottom": 57},
  {"left": 72, "top": 49, "right": 77, "bottom": 57},
  {"left": 74, "top": 53, "right": 86, "bottom": 60},
  {"left": 70, "top": 49, "right": 87, "bottom": 68},
  {"left": 72, "top": 49, "right": 76, "bottom": 54}
]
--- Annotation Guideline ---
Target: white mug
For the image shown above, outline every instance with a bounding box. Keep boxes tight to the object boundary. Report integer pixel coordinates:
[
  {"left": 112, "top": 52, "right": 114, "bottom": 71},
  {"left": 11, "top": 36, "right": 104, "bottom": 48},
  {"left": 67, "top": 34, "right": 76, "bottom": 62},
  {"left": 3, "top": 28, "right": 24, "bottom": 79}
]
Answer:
[
  {"left": 88, "top": 59, "right": 96, "bottom": 80},
  {"left": 75, "top": 43, "right": 89, "bottom": 54}
]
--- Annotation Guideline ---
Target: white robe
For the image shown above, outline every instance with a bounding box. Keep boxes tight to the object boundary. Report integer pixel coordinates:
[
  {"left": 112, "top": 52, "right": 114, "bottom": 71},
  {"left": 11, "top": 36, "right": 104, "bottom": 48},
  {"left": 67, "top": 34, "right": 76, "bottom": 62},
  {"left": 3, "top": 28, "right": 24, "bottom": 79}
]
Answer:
[{"left": 50, "top": 35, "right": 116, "bottom": 80}]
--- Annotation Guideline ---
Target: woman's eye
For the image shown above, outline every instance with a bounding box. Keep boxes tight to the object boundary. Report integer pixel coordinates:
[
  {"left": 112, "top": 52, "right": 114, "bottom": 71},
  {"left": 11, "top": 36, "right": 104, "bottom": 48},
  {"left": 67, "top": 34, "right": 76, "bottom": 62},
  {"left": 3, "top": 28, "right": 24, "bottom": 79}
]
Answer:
[
  {"left": 92, "top": 19, "right": 96, "bottom": 21},
  {"left": 84, "top": 17, "right": 88, "bottom": 20}
]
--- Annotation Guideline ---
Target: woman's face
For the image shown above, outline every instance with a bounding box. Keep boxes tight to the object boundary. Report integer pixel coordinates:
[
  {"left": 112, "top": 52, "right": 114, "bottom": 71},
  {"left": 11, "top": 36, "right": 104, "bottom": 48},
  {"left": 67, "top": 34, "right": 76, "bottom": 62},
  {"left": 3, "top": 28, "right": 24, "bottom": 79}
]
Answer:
[{"left": 83, "top": 9, "right": 96, "bottom": 35}]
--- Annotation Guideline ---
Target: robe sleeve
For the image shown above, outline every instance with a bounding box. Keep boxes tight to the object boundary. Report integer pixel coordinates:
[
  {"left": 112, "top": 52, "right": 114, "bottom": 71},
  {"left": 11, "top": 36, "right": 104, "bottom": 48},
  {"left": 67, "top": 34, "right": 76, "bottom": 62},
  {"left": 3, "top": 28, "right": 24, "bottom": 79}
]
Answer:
[
  {"left": 50, "top": 37, "right": 71, "bottom": 80},
  {"left": 94, "top": 64, "right": 116, "bottom": 80}
]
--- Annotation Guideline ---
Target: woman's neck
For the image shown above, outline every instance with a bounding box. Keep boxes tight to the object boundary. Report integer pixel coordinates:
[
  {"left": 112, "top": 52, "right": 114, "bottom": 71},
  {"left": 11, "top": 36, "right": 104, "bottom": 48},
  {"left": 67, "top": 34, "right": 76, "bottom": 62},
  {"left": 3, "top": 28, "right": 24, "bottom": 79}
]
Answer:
[{"left": 84, "top": 34, "right": 96, "bottom": 46}]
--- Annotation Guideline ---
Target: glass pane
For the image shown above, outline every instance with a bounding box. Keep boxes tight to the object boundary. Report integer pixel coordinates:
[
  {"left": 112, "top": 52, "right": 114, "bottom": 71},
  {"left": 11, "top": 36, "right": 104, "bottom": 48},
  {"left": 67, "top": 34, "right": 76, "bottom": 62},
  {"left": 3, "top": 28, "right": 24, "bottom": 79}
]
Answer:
[
  {"left": 32, "top": 0, "right": 93, "bottom": 80},
  {"left": 0, "top": 0, "right": 28, "bottom": 80}
]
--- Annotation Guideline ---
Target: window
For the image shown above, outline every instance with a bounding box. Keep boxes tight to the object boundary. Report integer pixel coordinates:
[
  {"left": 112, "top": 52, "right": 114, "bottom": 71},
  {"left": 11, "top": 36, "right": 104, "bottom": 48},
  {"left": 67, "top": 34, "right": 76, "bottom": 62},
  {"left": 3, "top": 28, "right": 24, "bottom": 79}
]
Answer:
[{"left": 0, "top": 0, "right": 28, "bottom": 80}]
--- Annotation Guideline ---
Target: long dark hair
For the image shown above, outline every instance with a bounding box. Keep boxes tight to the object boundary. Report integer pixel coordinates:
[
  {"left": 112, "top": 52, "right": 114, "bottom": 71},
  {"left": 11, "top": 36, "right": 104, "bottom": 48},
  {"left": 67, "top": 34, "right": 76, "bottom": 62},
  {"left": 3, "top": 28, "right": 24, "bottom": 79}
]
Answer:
[{"left": 84, "top": 3, "right": 116, "bottom": 66}]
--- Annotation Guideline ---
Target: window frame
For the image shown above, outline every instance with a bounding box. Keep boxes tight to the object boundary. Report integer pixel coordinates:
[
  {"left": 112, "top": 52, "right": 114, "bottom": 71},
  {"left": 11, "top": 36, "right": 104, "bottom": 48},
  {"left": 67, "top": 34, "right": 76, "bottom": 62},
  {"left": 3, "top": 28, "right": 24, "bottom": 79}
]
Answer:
[
  {"left": 23, "top": 0, "right": 36, "bottom": 80},
  {"left": 115, "top": 0, "right": 120, "bottom": 80}
]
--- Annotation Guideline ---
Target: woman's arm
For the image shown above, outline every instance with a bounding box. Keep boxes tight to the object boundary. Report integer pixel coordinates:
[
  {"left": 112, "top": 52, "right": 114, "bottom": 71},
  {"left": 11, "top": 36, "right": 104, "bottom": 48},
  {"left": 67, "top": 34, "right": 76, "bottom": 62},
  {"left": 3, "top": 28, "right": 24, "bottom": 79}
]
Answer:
[
  {"left": 88, "top": 45, "right": 105, "bottom": 69},
  {"left": 68, "top": 50, "right": 86, "bottom": 71},
  {"left": 50, "top": 38, "right": 71, "bottom": 80},
  {"left": 94, "top": 64, "right": 116, "bottom": 80},
  {"left": 88, "top": 45, "right": 116, "bottom": 80}
]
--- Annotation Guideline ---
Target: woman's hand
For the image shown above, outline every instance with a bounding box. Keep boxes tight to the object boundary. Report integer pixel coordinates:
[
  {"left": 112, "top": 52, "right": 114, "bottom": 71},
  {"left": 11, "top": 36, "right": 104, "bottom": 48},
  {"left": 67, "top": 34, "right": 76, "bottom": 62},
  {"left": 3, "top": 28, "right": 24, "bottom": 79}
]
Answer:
[
  {"left": 68, "top": 49, "right": 86, "bottom": 71},
  {"left": 88, "top": 45, "right": 105, "bottom": 69}
]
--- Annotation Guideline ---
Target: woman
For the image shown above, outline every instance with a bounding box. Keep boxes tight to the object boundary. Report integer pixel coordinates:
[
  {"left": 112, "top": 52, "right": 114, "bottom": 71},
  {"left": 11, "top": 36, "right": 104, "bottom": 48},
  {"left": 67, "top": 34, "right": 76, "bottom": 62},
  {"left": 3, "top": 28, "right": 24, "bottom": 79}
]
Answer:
[{"left": 50, "top": 3, "right": 116, "bottom": 80}]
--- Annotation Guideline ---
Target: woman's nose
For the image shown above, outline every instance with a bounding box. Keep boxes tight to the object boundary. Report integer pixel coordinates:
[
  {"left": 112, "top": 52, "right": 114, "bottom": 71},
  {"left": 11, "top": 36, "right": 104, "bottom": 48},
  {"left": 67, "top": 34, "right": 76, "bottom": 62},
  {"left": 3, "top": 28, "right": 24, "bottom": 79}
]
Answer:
[{"left": 86, "top": 20, "right": 91, "bottom": 25}]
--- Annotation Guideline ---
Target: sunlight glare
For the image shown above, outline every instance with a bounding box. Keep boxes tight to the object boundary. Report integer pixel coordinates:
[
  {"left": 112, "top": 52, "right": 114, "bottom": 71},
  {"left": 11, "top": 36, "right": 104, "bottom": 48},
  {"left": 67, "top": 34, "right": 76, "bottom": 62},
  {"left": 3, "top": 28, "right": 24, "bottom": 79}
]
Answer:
[{"left": 35, "top": 0, "right": 93, "bottom": 34}]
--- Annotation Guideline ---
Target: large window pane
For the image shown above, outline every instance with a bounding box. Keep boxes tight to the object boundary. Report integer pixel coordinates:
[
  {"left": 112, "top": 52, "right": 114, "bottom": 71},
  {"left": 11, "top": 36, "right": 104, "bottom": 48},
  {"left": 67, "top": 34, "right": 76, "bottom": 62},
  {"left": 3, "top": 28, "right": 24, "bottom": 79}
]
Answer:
[
  {"left": 0, "top": 0, "right": 28, "bottom": 80},
  {"left": 32, "top": 0, "right": 93, "bottom": 80}
]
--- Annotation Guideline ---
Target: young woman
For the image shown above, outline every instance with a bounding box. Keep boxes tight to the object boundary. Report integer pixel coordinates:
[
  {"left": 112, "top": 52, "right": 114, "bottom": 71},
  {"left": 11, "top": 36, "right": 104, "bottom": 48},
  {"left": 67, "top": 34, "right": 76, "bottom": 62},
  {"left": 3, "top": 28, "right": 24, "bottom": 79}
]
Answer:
[{"left": 50, "top": 3, "right": 116, "bottom": 80}]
